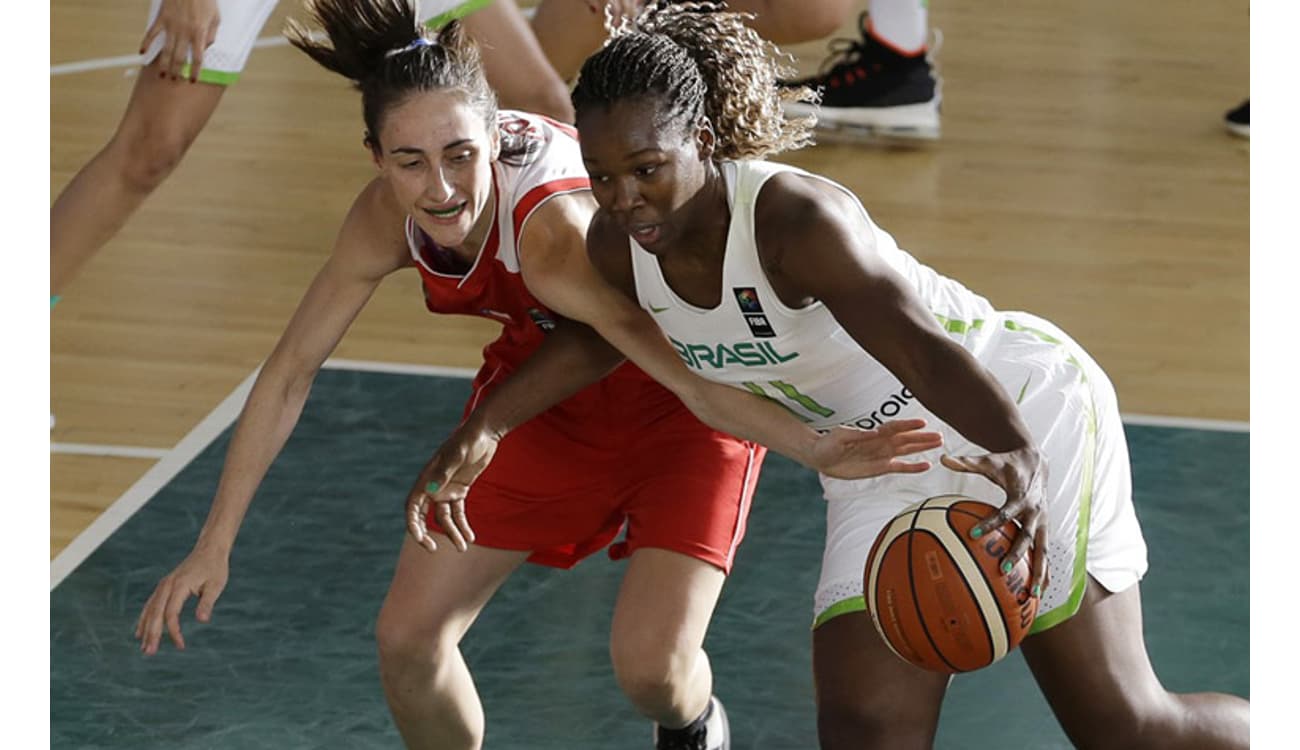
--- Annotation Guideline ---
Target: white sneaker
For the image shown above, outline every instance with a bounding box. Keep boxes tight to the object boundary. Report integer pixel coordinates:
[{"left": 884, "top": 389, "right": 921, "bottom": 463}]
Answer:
[{"left": 653, "top": 695, "right": 730, "bottom": 750}]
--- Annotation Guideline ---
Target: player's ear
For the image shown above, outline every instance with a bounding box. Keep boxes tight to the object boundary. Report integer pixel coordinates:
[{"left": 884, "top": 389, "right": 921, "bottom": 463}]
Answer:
[
  {"left": 365, "top": 131, "right": 382, "bottom": 170},
  {"left": 695, "top": 117, "right": 716, "bottom": 162}
]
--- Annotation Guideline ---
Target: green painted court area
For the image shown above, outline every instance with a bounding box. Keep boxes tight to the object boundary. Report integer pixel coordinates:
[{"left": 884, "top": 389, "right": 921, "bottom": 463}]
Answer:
[{"left": 50, "top": 368, "right": 1249, "bottom": 749}]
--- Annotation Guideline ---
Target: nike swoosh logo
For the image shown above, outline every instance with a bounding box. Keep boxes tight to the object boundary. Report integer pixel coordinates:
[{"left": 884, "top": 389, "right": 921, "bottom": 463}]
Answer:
[{"left": 649, "top": 305, "right": 670, "bottom": 314}]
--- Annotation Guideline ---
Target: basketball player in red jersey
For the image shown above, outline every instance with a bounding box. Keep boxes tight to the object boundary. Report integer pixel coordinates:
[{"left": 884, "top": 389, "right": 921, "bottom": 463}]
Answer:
[{"left": 132, "top": 2, "right": 942, "bottom": 748}]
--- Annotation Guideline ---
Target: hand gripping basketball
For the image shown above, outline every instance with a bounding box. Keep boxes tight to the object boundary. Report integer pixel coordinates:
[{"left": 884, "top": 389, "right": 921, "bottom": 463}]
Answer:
[
  {"left": 939, "top": 448, "right": 1049, "bottom": 598},
  {"left": 865, "top": 495, "right": 1040, "bottom": 672}
]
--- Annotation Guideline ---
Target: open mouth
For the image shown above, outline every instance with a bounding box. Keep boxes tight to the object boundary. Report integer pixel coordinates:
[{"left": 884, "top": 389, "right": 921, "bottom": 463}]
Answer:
[
  {"left": 630, "top": 223, "right": 663, "bottom": 246},
  {"left": 423, "top": 202, "right": 468, "bottom": 222}
]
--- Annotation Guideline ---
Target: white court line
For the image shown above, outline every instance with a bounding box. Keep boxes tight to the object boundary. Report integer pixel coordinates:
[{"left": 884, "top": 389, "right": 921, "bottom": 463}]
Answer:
[
  {"left": 51, "top": 366, "right": 259, "bottom": 590},
  {"left": 50, "top": 34, "right": 296, "bottom": 76},
  {"left": 323, "top": 358, "right": 478, "bottom": 379},
  {"left": 52, "top": 443, "right": 170, "bottom": 460},
  {"left": 50, "top": 357, "right": 1247, "bottom": 588},
  {"left": 50, "top": 359, "right": 474, "bottom": 590},
  {"left": 1120, "top": 413, "right": 1249, "bottom": 433}
]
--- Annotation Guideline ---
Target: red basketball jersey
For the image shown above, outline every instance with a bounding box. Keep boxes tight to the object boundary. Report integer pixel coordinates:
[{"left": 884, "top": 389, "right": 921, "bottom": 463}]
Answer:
[{"left": 405, "top": 110, "right": 609, "bottom": 378}]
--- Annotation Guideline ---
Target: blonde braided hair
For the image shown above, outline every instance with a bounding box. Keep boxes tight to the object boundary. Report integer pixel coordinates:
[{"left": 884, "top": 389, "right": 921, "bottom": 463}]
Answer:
[{"left": 572, "top": 1, "right": 817, "bottom": 160}]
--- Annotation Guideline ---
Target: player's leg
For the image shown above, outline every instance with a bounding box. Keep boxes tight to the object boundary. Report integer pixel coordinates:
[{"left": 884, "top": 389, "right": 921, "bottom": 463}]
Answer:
[
  {"left": 723, "top": 0, "right": 857, "bottom": 45},
  {"left": 529, "top": 0, "right": 610, "bottom": 83},
  {"left": 51, "top": 69, "right": 225, "bottom": 294},
  {"left": 51, "top": 0, "right": 277, "bottom": 295},
  {"left": 1001, "top": 315, "right": 1248, "bottom": 748},
  {"left": 455, "top": 0, "right": 575, "bottom": 121},
  {"left": 1021, "top": 578, "right": 1249, "bottom": 750},
  {"left": 607, "top": 402, "right": 764, "bottom": 748},
  {"left": 810, "top": 476, "right": 951, "bottom": 749},
  {"left": 376, "top": 534, "right": 529, "bottom": 750},
  {"left": 609, "top": 548, "right": 727, "bottom": 738},
  {"left": 781, "top": 0, "right": 941, "bottom": 140},
  {"left": 812, "top": 610, "right": 949, "bottom": 749}
]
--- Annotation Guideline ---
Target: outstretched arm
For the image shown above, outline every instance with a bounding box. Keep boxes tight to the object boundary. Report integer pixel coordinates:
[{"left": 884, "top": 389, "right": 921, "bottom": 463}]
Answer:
[{"left": 136, "top": 179, "right": 410, "bottom": 653}]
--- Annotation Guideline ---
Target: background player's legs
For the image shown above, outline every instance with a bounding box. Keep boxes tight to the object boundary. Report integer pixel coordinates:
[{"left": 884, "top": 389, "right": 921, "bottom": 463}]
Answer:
[
  {"left": 609, "top": 547, "right": 725, "bottom": 728},
  {"left": 1022, "top": 577, "right": 1250, "bottom": 750},
  {"left": 529, "top": 0, "right": 608, "bottom": 82},
  {"left": 51, "top": 63, "right": 225, "bottom": 295},
  {"left": 529, "top": 0, "right": 856, "bottom": 83},
  {"left": 811, "top": 610, "right": 949, "bottom": 750},
  {"left": 376, "top": 535, "right": 530, "bottom": 750},
  {"left": 458, "top": 0, "right": 575, "bottom": 121},
  {"left": 721, "top": 0, "right": 858, "bottom": 45}
]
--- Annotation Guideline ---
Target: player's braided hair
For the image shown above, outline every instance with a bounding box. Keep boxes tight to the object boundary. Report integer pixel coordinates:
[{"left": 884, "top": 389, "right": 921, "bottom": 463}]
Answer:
[
  {"left": 570, "top": 1, "right": 816, "bottom": 160},
  {"left": 287, "top": 0, "right": 497, "bottom": 151}
]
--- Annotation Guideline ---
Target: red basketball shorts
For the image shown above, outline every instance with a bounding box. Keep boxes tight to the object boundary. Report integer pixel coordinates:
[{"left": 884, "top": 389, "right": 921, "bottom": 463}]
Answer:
[{"left": 426, "top": 363, "right": 765, "bottom": 573}]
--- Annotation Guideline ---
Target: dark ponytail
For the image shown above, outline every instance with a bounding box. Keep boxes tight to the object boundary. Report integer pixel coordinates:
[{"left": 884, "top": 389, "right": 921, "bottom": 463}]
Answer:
[{"left": 287, "top": 0, "right": 497, "bottom": 151}]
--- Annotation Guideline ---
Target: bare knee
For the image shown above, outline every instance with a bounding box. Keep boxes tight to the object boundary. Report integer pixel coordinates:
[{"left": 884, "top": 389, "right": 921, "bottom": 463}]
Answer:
[
  {"left": 609, "top": 636, "right": 695, "bottom": 715},
  {"left": 375, "top": 602, "right": 453, "bottom": 690},
  {"left": 109, "top": 120, "right": 195, "bottom": 194},
  {"left": 1062, "top": 693, "right": 1179, "bottom": 750}
]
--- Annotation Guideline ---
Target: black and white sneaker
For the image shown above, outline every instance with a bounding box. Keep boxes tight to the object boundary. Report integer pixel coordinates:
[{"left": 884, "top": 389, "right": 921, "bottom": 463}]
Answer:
[
  {"left": 783, "top": 14, "right": 942, "bottom": 141},
  {"left": 653, "top": 695, "right": 730, "bottom": 750},
  {"left": 1224, "top": 99, "right": 1249, "bottom": 139}
]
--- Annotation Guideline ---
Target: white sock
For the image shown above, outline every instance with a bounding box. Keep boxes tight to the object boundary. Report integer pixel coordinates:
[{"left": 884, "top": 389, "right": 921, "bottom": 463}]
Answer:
[{"left": 867, "top": 0, "right": 930, "bottom": 55}]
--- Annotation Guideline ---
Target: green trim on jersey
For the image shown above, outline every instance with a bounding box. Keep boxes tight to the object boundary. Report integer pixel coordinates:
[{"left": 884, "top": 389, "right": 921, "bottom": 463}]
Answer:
[
  {"left": 424, "top": 0, "right": 495, "bottom": 30},
  {"left": 934, "top": 313, "right": 985, "bottom": 334},
  {"left": 178, "top": 63, "right": 241, "bottom": 86},
  {"left": 741, "top": 382, "right": 813, "bottom": 423},
  {"left": 812, "top": 595, "right": 866, "bottom": 629},
  {"left": 51, "top": 295, "right": 61, "bottom": 309}
]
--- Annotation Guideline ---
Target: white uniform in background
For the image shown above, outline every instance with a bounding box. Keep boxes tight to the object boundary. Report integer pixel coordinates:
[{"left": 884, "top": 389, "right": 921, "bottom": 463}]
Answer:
[{"left": 141, "top": 0, "right": 485, "bottom": 84}]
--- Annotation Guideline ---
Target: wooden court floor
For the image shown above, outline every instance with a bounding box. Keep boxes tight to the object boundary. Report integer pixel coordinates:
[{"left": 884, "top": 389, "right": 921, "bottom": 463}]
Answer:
[{"left": 50, "top": 0, "right": 1249, "bottom": 559}]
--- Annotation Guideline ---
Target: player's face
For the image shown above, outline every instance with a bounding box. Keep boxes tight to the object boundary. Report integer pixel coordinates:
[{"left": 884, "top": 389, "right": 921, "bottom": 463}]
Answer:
[
  {"left": 375, "top": 90, "right": 499, "bottom": 250},
  {"left": 577, "top": 96, "right": 713, "bottom": 254}
]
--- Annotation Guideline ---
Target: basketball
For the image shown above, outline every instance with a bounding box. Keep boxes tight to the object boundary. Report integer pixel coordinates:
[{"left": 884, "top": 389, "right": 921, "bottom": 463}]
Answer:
[{"left": 864, "top": 495, "right": 1039, "bottom": 673}]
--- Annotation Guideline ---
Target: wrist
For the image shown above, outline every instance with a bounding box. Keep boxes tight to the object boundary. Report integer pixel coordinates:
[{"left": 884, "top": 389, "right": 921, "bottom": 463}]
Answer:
[
  {"left": 194, "top": 530, "right": 234, "bottom": 557},
  {"left": 794, "top": 426, "right": 823, "bottom": 470},
  {"left": 464, "top": 409, "right": 509, "bottom": 442}
]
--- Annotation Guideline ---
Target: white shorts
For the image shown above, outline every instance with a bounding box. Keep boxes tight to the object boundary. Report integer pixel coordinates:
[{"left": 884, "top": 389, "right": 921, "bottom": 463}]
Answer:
[
  {"left": 143, "top": 0, "right": 279, "bottom": 84},
  {"left": 141, "top": 0, "right": 490, "bottom": 85},
  {"left": 814, "top": 313, "right": 1148, "bottom": 633}
]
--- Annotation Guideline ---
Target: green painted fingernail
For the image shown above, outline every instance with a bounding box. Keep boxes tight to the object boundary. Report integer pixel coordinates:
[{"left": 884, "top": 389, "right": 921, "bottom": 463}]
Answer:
[
  {"left": 1001, "top": 561, "right": 1012, "bottom": 574},
  {"left": 1032, "top": 585, "right": 1041, "bottom": 597},
  {"left": 970, "top": 527, "right": 983, "bottom": 539},
  {"left": 425, "top": 481, "right": 440, "bottom": 493}
]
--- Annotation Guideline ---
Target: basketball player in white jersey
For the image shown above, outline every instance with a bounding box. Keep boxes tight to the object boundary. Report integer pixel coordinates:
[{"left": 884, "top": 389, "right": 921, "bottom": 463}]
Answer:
[
  {"left": 419, "top": 3, "right": 1250, "bottom": 748},
  {"left": 133, "top": 3, "right": 941, "bottom": 749},
  {"left": 52, "top": 0, "right": 571, "bottom": 304}
]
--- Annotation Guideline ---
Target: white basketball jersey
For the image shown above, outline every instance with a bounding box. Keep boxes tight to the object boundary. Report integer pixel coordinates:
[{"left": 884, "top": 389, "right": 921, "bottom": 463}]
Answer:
[{"left": 629, "top": 160, "right": 1006, "bottom": 438}]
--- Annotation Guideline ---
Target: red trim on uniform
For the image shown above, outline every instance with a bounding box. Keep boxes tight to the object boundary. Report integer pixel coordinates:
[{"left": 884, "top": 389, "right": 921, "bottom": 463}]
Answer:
[
  {"left": 467, "top": 365, "right": 503, "bottom": 414},
  {"left": 535, "top": 114, "right": 580, "bottom": 140},
  {"left": 512, "top": 177, "right": 591, "bottom": 242},
  {"left": 724, "top": 444, "right": 761, "bottom": 568}
]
